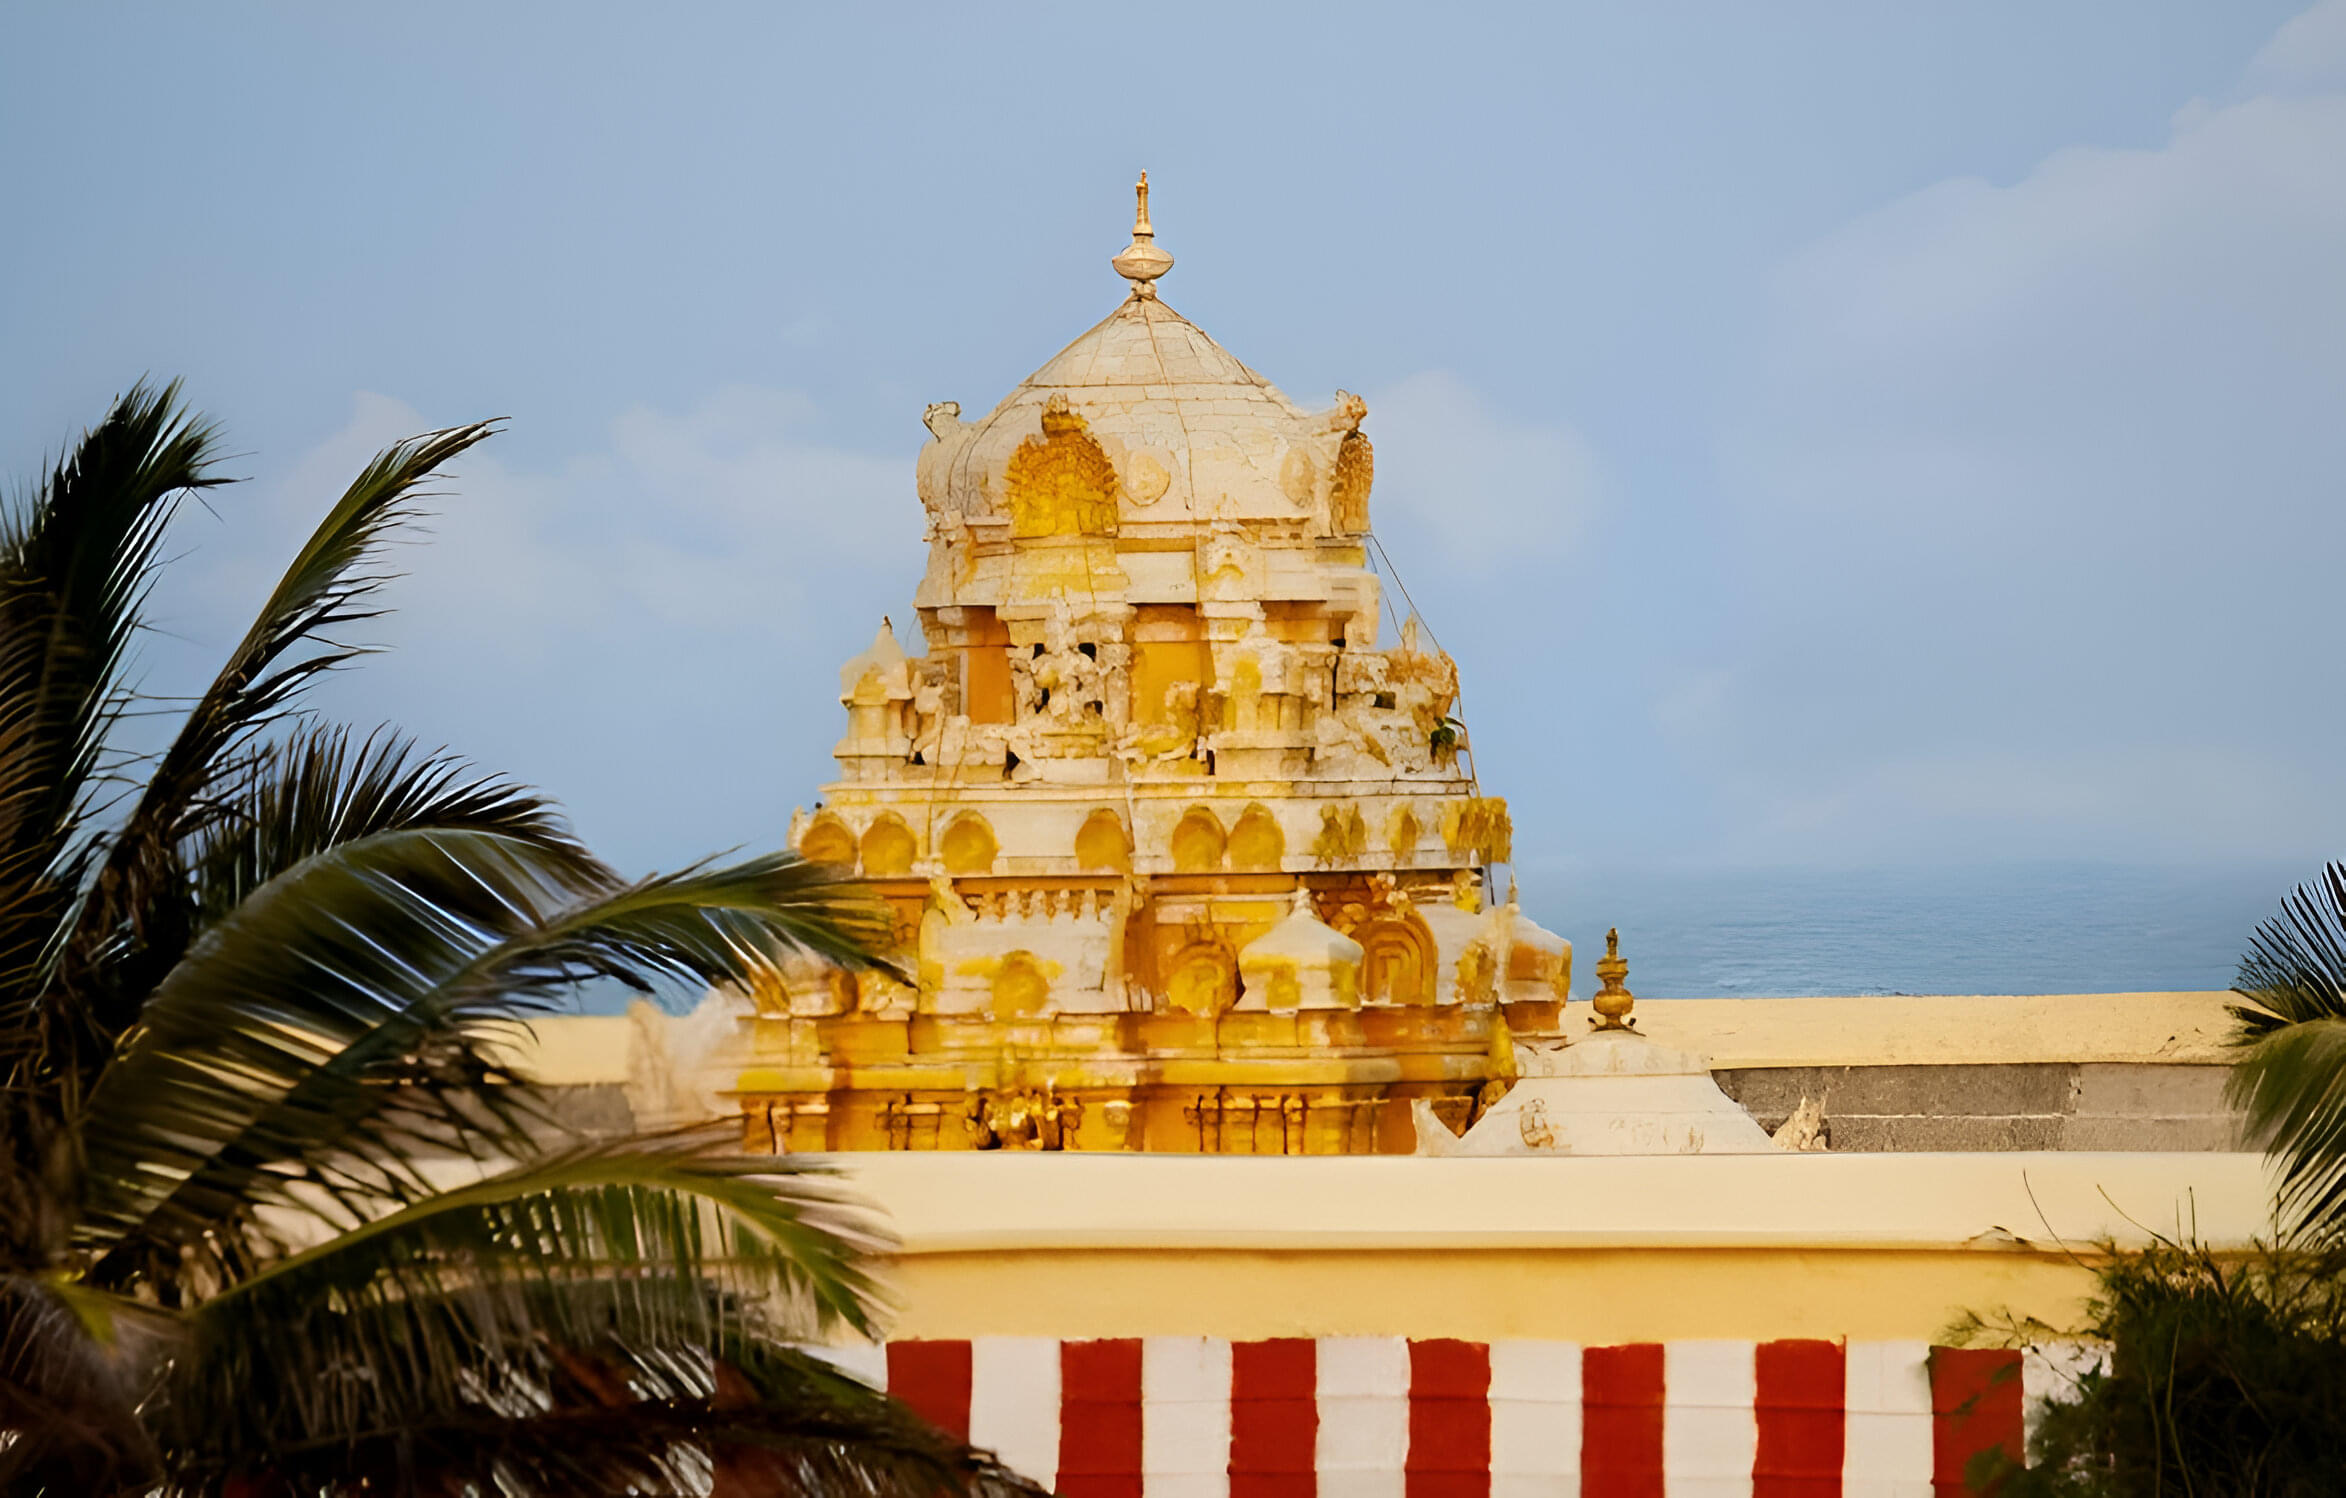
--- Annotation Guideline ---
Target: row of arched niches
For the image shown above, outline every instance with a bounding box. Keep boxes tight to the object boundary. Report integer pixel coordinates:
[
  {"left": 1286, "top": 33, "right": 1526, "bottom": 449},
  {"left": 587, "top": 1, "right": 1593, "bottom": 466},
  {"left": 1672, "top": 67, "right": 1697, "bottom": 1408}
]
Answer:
[{"left": 795, "top": 801, "right": 1428, "bottom": 877}]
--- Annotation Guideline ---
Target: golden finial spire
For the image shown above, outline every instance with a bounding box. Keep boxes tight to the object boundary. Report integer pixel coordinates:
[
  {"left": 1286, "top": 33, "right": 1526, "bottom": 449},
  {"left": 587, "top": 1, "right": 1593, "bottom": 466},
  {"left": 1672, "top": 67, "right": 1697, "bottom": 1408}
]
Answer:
[
  {"left": 1589, "top": 927, "right": 1638, "bottom": 1033},
  {"left": 1111, "top": 171, "right": 1174, "bottom": 298}
]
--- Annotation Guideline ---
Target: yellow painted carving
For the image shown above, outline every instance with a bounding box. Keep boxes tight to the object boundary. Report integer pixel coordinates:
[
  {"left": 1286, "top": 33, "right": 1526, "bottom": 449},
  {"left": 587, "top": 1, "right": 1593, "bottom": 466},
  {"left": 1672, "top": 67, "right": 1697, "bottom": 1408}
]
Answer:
[
  {"left": 1311, "top": 803, "right": 1369, "bottom": 866},
  {"left": 1124, "top": 450, "right": 1171, "bottom": 505},
  {"left": 799, "top": 814, "right": 855, "bottom": 867},
  {"left": 991, "top": 950, "right": 1052, "bottom": 1018},
  {"left": 1002, "top": 395, "right": 1119, "bottom": 538},
  {"left": 1167, "top": 942, "right": 1236, "bottom": 1015},
  {"left": 1329, "top": 429, "right": 1373, "bottom": 533},
  {"left": 1279, "top": 446, "right": 1317, "bottom": 505},
  {"left": 1075, "top": 808, "right": 1132, "bottom": 873},
  {"left": 1453, "top": 939, "right": 1498, "bottom": 1005},
  {"left": 1439, "top": 797, "right": 1514, "bottom": 864},
  {"left": 1254, "top": 960, "right": 1303, "bottom": 1013},
  {"left": 860, "top": 815, "right": 917, "bottom": 876},
  {"left": 1229, "top": 804, "right": 1285, "bottom": 871},
  {"left": 940, "top": 813, "right": 998, "bottom": 875},
  {"left": 1170, "top": 807, "right": 1226, "bottom": 873},
  {"left": 1388, "top": 805, "right": 1421, "bottom": 860}
]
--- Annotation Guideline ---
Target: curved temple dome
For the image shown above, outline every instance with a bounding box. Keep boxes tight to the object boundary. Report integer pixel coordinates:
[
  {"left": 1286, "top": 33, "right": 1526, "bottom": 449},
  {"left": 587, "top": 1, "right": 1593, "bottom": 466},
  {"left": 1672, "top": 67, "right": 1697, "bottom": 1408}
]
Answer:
[{"left": 754, "top": 180, "right": 1569, "bottom": 1155}]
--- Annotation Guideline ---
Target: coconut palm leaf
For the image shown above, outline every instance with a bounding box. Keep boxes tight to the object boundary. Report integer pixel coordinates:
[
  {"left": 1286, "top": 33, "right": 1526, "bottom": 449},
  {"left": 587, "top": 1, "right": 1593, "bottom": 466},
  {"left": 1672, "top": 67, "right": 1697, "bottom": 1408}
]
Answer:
[
  {"left": 0, "top": 1275, "right": 160, "bottom": 1493},
  {"left": 68, "top": 420, "right": 497, "bottom": 1045},
  {"left": 2230, "top": 861, "right": 2346, "bottom": 1237},
  {"left": 0, "top": 381, "right": 224, "bottom": 869},
  {"left": 82, "top": 834, "right": 892, "bottom": 1283},
  {"left": 157, "top": 1146, "right": 903, "bottom": 1497},
  {"left": 165, "top": 1327, "right": 1024, "bottom": 1498},
  {"left": 0, "top": 384, "right": 222, "bottom": 1039},
  {"left": 2, "top": 391, "right": 1002, "bottom": 1498},
  {"left": 188, "top": 723, "right": 584, "bottom": 924}
]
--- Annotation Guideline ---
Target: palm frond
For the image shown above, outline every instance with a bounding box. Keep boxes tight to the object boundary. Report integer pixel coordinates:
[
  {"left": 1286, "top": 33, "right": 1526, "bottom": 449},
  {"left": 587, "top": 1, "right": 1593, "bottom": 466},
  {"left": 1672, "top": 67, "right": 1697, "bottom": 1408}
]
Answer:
[
  {"left": 2229, "top": 862, "right": 2346, "bottom": 1238},
  {"left": 68, "top": 420, "right": 498, "bottom": 1044},
  {"left": 80, "top": 837, "right": 892, "bottom": 1280},
  {"left": 2230, "top": 1017, "right": 2346, "bottom": 1235},
  {"left": 164, "top": 1333, "right": 1036, "bottom": 1498},
  {"left": 151, "top": 1141, "right": 901, "bottom": 1491},
  {"left": 218, "top": 1134, "right": 889, "bottom": 1340},
  {"left": 187, "top": 722, "right": 585, "bottom": 925},
  {"left": 0, "top": 1274, "right": 162, "bottom": 1493},
  {"left": 0, "top": 380, "right": 224, "bottom": 873},
  {"left": 2231, "top": 861, "right": 2346, "bottom": 1037},
  {"left": 75, "top": 826, "right": 615, "bottom": 1270}
]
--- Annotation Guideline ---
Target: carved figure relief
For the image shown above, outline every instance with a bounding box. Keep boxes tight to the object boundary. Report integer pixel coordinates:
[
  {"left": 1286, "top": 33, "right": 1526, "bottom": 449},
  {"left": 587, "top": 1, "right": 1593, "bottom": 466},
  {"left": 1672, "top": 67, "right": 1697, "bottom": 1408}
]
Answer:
[
  {"left": 990, "top": 950, "right": 1051, "bottom": 1018},
  {"left": 1312, "top": 803, "right": 1370, "bottom": 865},
  {"left": 1166, "top": 939, "right": 1237, "bottom": 1015},
  {"left": 1439, "top": 797, "right": 1514, "bottom": 864},
  {"left": 1001, "top": 396, "right": 1119, "bottom": 538},
  {"left": 1388, "top": 805, "right": 1422, "bottom": 860},
  {"left": 1122, "top": 449, "right": 1171, "bottom": 506},
  {"left": 965, "top": 1085, "right": 1081, "bottom": 1150},
  {"left": 1327, "top": 392, "right": 1373, "bottom": 533}
]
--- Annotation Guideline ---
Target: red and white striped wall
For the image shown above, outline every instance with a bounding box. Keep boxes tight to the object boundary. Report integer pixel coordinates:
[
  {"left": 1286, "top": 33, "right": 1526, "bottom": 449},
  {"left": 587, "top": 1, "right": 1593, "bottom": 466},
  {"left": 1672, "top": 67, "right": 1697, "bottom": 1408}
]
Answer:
[{"left": 811, "top": 1338, "right": 2100, "bottom": 1498}]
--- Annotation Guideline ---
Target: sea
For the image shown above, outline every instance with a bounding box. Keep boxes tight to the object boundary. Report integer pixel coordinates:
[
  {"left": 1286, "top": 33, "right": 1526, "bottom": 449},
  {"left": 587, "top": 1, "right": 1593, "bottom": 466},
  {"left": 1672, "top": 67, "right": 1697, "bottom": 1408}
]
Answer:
[{"left": 1524, "top": 861, "right": 2306, "bottom": 999}]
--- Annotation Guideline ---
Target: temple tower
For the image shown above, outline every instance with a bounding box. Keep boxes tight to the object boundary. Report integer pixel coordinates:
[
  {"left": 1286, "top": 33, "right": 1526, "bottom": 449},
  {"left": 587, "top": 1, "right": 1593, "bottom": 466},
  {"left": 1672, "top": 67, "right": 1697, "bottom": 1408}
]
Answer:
[{"left": 744, "top": 179, "right": 1570, "bottom": 1153}]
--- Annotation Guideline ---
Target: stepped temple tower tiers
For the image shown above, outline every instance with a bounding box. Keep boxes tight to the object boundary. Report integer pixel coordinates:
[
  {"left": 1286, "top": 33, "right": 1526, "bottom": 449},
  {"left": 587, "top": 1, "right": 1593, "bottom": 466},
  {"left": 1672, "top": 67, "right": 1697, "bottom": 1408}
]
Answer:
[{"left": 747, "top": 178, "right": 1570, "bottom": 1153}]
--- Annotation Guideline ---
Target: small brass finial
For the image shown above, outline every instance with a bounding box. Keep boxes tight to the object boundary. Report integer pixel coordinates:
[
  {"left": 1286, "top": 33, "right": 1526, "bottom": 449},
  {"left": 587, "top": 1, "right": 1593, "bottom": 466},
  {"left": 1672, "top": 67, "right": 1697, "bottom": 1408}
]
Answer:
[
  {"left": 1111, "top": 171, "right": 1174, "bottom": 298},
  {"left": 1589, "top": 926, "right": 1637, "bottom": 1032}
]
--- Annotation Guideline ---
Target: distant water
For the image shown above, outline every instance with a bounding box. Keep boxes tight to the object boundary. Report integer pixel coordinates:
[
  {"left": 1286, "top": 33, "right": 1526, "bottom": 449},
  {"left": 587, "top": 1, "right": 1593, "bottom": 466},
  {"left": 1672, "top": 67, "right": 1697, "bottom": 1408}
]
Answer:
[{"left": 1525, "top": 862, "right": 2303, "bottom": 999}]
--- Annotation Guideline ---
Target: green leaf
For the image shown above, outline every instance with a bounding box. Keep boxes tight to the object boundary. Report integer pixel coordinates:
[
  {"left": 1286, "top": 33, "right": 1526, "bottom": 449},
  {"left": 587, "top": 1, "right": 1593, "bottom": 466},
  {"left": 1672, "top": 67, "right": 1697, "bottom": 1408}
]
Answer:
[{"left": 67, "top": 420, "right": 498, "bottom": 1045}]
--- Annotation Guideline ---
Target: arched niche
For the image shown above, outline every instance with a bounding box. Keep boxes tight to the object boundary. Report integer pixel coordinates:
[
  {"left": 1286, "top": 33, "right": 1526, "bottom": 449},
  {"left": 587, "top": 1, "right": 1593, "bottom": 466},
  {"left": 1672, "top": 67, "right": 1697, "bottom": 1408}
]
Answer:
[
  {"left": 799, "top": 813, "right": 855, "bottom": 868},
  {"left": 1170, "top": 806, "right": 1226, "bottom": 874},
  {"left": 1165, "top": 940, "right": 1237, "bottom": 1016},
  {"left": 939, "top": 812, "right": 998, "bottom": 875},
  {"left": 1357, "top": 912, "right": 1435, "bottom": 1006},
  {"left": 991, "top": 950, "right": 1051, "bottom": 1018},
  {"left": 859, "top": 814, "right": 917, "bottom": 877},
  {"left": 1229, "top": 803, "right": 1285, "bottom": 871},
  {"left": 1074, "top": 808, "right": 1132, "bottom": 873}
]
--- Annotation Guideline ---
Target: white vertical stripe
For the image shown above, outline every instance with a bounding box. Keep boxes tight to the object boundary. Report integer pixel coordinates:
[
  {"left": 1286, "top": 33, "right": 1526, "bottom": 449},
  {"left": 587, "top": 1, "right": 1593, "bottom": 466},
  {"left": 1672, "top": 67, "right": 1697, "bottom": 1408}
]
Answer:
[
  {"left": 970, "top": 1338, "right": 1062, "bottom": 1491},
  {"left": 1489, "top": 1340, "right": 1581, "bottom": 1498},
  {"left": 1664, "top": 1340, "right": 1757, "bottom": 1498},
  {"left": 804, "top": 1341, "right": 889, "bottom": 1389},
  {"left": 2022, "top": 1340, "right": 2107, "bottom": 1446},
  {"left": 1144, "top": 1336, "right": 1232, "bottom": 1498},
  {"left": 1843, "top": 1340, "right": 1934, "bottom": 1498},
  {"left": 1317, "top": 1337, "right": 1408, "bottom": 1498}
]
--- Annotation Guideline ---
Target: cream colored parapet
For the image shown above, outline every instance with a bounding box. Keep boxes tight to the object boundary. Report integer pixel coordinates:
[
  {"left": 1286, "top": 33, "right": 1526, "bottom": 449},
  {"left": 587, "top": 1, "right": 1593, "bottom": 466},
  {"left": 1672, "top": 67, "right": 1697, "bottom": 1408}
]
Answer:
[
  {"left": 842, "top": 1150, "right": 2271, "bottom": 1255},
  {"left": 492, "top": 992, "right": 2242, "bottom": 1088},
  {"left": 835, "top": 1150, "right": 2276, "bottom": 1343},
  {"left": 1629, "top": 991, "right": 2239, "bottom": 1069}
]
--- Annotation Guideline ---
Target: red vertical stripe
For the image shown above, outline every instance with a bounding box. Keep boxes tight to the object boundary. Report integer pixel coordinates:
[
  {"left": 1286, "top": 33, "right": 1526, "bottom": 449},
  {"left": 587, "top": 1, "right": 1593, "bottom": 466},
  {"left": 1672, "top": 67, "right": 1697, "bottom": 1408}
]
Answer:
[
  {"left": 1930, "top": 1348, "right": 2024, "bottom": 1496},
  {"left": 1230, "top": 1338, "right": 1318, "bottom": 1498},
  {"left": 1754, "top": 1339, "right": 1846, "bottom": 1498},
  {"left": 1059, "top": 1339, "right": 1145, "bottom": 1498},
  {"left": 1581, "top": 1343, "right": 1665, "bottom": 1498},
  {"left": 1407, "top": 1339, "right": 1491, "bottom": 1498},
  {"left": 886, "top": 1340, "right": 973, "bottom": 1442}
]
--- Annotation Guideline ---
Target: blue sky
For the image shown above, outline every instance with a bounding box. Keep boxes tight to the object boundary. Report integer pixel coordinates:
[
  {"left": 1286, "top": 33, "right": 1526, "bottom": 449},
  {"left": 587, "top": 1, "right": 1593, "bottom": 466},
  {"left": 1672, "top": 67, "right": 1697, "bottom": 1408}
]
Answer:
[{"left": 4, "top": 1, "right": 2342, "bottom": 887}]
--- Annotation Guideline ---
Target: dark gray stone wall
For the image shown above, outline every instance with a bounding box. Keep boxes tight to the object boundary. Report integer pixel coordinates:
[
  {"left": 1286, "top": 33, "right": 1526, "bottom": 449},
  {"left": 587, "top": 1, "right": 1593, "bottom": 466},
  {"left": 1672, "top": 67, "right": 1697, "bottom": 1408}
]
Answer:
[{"left": 1714, "top": 1063, "right": 2242, "bottom": 1152}]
